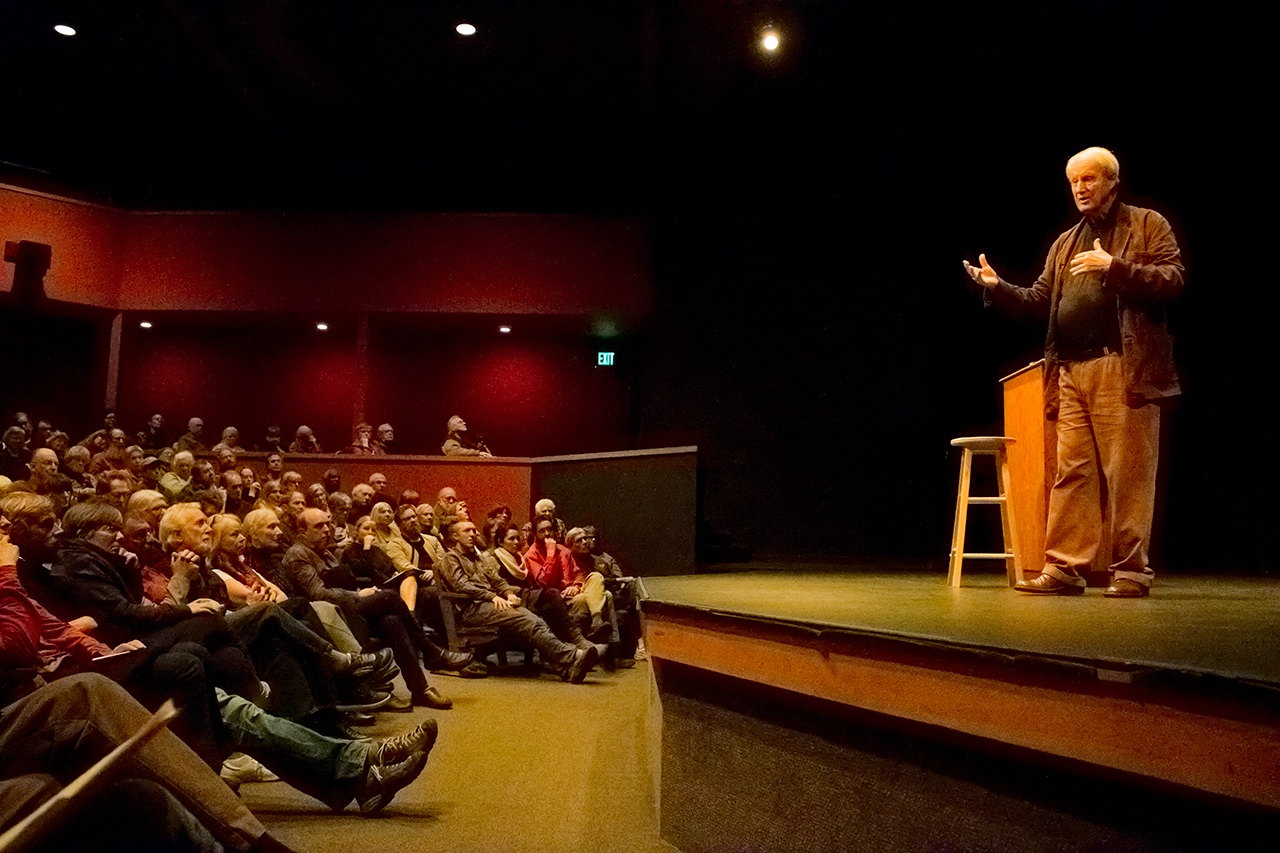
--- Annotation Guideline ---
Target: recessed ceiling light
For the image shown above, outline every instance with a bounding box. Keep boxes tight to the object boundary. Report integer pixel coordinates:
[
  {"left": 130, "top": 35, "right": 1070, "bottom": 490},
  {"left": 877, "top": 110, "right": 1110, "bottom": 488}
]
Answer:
[
  {"left": 316, "top": 322, "right": 329, "bottom": 331},
  {"left": 54, "top": 24, "right": 77, "bottom": 37},
  {"left": 139, "top": 321, "right": 153, "bottom": 329},
  {"left": 456, "top": 23, "right": 477, "bottom": 36},
  {"left": 761, "top": 28, "right": 780, "bottom": 52},
  {"left": 499, "top": 325, "right": 511, "bottom": 334}
]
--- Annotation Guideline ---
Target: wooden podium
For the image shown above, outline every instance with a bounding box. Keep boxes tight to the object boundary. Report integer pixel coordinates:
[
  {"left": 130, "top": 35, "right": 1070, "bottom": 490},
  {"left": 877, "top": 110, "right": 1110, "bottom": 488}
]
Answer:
[
  {"left": 1000, "top": 361, "right": 1053, "bottom": 577},
  {"left": 1000, "top": 360, "right": 1111, "bottom": 582}
]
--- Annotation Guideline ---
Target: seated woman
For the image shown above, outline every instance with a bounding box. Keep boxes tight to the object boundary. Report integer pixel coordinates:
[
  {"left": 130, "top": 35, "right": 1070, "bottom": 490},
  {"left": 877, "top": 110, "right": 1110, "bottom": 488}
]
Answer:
[
  {"left": 368, "top": 502, "right": 424, "bottom": 614},
  {"left": 211, "top": 514, "right": 288, "bottom": 607},
  {"left": 341, "top": 422, "right": 380, "bottom": 455},
  {"left": 339, "top": 514, "right": 400, "bottom": 591}
]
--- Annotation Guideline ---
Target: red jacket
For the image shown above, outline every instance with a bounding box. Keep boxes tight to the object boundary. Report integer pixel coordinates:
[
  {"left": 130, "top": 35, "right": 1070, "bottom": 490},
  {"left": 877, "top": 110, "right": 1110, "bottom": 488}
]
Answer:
[
  {"left": 524, "top": 541, "right": 582, "bottom": 590},
  {"left": 0, "top": 564, "right": 110, "bottom": 675}
]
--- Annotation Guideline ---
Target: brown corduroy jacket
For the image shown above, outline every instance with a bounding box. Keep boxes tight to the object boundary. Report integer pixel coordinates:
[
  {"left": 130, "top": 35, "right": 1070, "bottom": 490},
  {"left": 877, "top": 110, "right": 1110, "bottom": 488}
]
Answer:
[{"left": 985, "top": 202, "right": 1184, "bottom": 418}]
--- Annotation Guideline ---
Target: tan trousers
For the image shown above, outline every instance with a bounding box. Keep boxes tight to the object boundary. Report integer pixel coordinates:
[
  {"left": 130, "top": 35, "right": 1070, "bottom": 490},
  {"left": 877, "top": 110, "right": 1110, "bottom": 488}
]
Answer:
[
  {"left": 568, "top": 571, "right": 608, "bottom": 616},
  {"left": 1041, "top": 354, "right": 1161, "bottom": 589}
]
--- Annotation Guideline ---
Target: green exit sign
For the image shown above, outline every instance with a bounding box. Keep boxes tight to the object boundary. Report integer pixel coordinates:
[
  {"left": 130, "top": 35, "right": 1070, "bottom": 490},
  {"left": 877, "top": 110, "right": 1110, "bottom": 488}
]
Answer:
[{"left": 597, "top": 351, "right": 615, "bottom": 366}]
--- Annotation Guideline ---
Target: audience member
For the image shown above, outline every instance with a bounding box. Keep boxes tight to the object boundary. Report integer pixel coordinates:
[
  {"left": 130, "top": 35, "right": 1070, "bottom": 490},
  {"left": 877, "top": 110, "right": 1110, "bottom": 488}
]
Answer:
[
  {"left": 136, "top": 412, "right": 169, "bottom": 450},
  {"left": 343, "top": 423, "right": 378, "bottom": 455},
  {"left": 441, "top": 415, "right": 492, "bottom": 457},
  {"left": 533, "top": 498, "right": 568, "bottom": 543},
  {"left": 160, "top": 451, "right": 196, "bottom": 503},
  {"left": 258, "top": 425, "right": 286, "bottom": 453},
  {"left": 289, "top": 426, "right": 322, "bottom": 453},
  {"left": 369, "top": 472, "right": 393, "bottom": 507},
  {"left": 89, "top": 428, "right": 130, "bottom": 475},
  {"left": 174, "top": 418, "right": 208, "bottom": 454},
  {"left": 0, "top": 427, "right": 29, "bottom": 482},
  {"left": 213, "top": 442, "right": 239, "bottom": 472},
  {"left": 374, "top": 423, "right": 396, "bottom": 455}
]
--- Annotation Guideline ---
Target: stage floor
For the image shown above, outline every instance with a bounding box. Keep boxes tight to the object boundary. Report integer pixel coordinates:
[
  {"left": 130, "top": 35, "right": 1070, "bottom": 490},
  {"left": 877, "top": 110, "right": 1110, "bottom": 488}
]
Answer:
[{"left": 643, "top": 568, "right": 1280, "bottom": 687}]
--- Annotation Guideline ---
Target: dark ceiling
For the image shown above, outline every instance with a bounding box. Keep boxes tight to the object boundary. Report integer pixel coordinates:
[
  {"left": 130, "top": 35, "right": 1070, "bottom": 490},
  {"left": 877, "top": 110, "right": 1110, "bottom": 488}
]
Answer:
[
  {"left": 2, "top": 0, "right": 792, "bottom": 210},
  {"left": 7, "top": 1, "right": 1263, "bottom": 215}
]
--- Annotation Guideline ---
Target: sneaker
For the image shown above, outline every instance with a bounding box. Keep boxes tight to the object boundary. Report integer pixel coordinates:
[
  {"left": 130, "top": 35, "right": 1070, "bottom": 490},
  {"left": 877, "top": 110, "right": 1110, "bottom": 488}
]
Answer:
[
  {"left": 562, "top": 644, "right": 599, "bottom": 684},
  {"left": 634, "top": 639, "right": 649, "bottom": 661},
  {"left": 374, "top": 718, "right": 439, "bottom": 765},
  {"left": 353, "top": 750, "right": 430, "bottom": 814},
  {"left": 220, "top": 753, "right": 280, "bottom": 785}
]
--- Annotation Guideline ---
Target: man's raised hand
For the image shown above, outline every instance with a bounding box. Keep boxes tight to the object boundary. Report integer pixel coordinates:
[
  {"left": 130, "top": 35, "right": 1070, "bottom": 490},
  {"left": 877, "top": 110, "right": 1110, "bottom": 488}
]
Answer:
[
  {"left": 962, "top": 253, "right": 1000, "bottom": 289},
  {"left": 1069, "top": 238, "right": 1113, "bottom": 276}
]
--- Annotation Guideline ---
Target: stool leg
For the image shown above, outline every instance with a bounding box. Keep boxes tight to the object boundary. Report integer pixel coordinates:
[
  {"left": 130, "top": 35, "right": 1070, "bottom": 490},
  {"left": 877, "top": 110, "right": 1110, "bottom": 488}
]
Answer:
[
  {"left": 948, "top": 448, "right": 973, "bottom": 587},
  {"left": 996, "top": 446, "right": 1024, "bottom": 586}
]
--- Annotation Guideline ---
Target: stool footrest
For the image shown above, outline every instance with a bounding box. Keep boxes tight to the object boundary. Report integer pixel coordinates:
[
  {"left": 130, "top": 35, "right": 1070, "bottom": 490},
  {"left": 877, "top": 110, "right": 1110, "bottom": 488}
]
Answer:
[
  {"left": 960, "top": 552, "right": 1015, "bottom": 560},
  {"left": 967, "top": 497, "right": 1005, "bottom": 504}
]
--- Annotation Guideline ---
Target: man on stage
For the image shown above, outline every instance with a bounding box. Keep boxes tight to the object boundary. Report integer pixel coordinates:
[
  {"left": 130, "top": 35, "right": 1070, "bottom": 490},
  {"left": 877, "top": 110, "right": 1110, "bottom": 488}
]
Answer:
[{"left": 963, "top": 147, "right": 1183, "bottom": 598}]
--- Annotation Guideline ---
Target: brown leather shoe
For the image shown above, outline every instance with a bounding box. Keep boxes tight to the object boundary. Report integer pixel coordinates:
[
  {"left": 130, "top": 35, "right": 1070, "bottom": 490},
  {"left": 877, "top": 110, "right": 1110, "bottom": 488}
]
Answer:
[
  {"left": 412, "top": 686, "right": 453, "bottom": 710},
  {"left": 1103, "top": 579, "right": 1150, "bottom": 598},
  {"left": 1015, "top": 573, "right": 1085, "bottom": 595}
]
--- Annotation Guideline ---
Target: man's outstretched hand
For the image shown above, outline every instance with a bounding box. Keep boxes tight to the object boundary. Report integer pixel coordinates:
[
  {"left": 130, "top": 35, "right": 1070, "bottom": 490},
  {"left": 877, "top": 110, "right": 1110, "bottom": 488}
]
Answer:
[{"left": 962, "top": 253, "right": 999, "bottom": 288}]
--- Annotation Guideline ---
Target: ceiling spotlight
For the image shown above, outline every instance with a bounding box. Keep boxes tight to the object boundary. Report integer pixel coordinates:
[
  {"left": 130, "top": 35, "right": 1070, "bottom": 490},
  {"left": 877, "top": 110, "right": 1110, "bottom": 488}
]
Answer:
[
  {"left": 54, "top": 24, "right": 77, "bottom": 37},
  {"left": 456, "top": 23, "right": 477, "bottom": 36},
  {"left": 761, "top": 28, "right": 780, "bottom": 52},
  {"left": 498, "top": 325, "right": 511, "bottom": 334},
  {"left": 316, "top": 322, "right": 329, "bottom": 331},
  {"left": 139, "top": 321, "right": 153, "bottom": 329}
]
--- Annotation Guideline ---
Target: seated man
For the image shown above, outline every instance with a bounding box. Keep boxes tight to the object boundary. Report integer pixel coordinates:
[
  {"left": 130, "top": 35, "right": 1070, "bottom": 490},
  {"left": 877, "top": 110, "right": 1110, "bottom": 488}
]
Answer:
[
  {"left": 440, "top": 416, "right": 492, "bottom": 457},
  {"left": 443, "top": 520, "right": 598, "bottom": 683},
  {"left": 289, "top": 426, "right": 322, "bottom": 454},
  {"left": 528, "top": 521, "right": 612, "bottom": 642},
  {"left": 533, "top": 498, "right": 569, "bottom": 543},
  {"left": 583, "top": 525, "right": 643, "bottom": 659},
  {"left": 374, "top": 423, "right": 396, "bottom": 455},
  {"left": 173, "top": 418, "right": 208, "bottom": 455},
  {"left": 212, "top": 442, "right": 239, "bottom": 473},
  {"left": 369, "top": 472, "right": 394, "bottom": 507},
  {"left": 160, "top": 451, "right": 196, "bottom": 504},
  {"left": 2, "top": 448, "right": 76, "bottom": 514},
  {"left": 136, "top": 413, "right": 169, "bottom": 452},
  {"left": 431, "top": 487, "right": 466, "bottom": 537},
  {"left": 88, "top": 428, "right": 131, "bottom": 475}
]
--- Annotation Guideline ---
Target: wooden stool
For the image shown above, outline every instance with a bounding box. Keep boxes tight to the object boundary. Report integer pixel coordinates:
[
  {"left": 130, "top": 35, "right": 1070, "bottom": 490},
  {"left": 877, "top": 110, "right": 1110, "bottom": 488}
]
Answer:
[{"left": 947, "top": 436, "right": 1023, "bottom": 587}]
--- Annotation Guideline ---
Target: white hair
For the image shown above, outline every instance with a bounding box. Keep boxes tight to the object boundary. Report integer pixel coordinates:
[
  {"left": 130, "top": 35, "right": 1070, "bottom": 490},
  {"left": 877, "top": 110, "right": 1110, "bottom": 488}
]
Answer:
[{"left": 1066, "top": 146, "right": 1120, "bottom": 182}]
